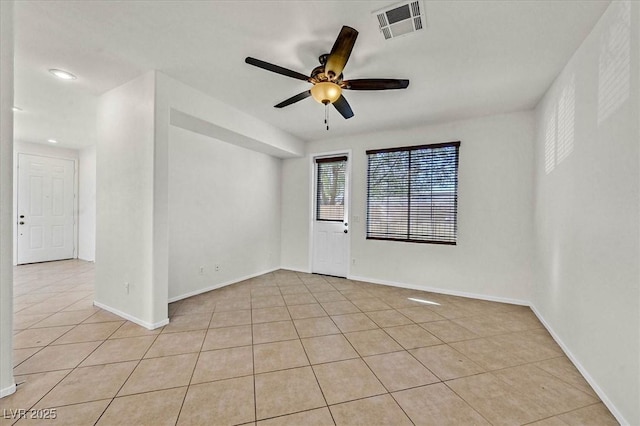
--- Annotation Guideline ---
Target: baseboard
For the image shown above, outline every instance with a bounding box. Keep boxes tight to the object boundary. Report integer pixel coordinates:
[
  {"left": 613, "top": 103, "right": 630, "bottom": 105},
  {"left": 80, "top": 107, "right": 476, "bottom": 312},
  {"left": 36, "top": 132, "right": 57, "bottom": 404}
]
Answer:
[
  {"left": 347, "top": 274, "right": 627, "bottom": 423},
  {"left": 168, "top": 267, "right": 280, "bottom": 303},
  {"left": 93, "top": 301, "right": 169, "bottom": 330},
  {"left": 0, "top": 382, "right": 16, "bottom": 398},
  {"left": 279, "top": 266, "right": 312, "bottom": 274},
  {"left": 347, "top": 274, "right": 530, "bottom": 306},
  {"left": 529, "top": 305, "right": 629, "bottom": 426}
]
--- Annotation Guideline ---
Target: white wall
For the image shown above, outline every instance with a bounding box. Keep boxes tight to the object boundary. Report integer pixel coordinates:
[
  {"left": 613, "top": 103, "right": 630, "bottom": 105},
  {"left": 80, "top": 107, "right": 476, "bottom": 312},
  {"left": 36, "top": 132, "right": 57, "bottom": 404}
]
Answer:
[
  {"left": 155, "top": 74, "right": 304, "bottom": 160},
  {"left": 281, "top": 156, "right": 311, "bottom": 271},
  {"left": 532, "top": 2, "right": 639, "bottom": 424},
  {"left": 154, "top": 72, "right": 302, "bottom": 303},
  {"left": 12, "top": 141, "right": 79, "bottom": 264},
  {"left": 0, "top": 0, "right": 15, "bottom": 398},
  {"left": 78, "top": 145, "right": 96, "bottom": 261},
  {"left": 95, "top": 71, "right": 303, "bottom": 326},
  {"left": 282, "top": 111, "right": 535, "bottom": 303},
  {"left": 167, "top": 126, "right": 281, "bottom": 300},
  {"left": 95, "top": 71, "right": 161, "bottom": 328},
  {"left": 13, "top": 141, "right": 78, "bottom": 158}
]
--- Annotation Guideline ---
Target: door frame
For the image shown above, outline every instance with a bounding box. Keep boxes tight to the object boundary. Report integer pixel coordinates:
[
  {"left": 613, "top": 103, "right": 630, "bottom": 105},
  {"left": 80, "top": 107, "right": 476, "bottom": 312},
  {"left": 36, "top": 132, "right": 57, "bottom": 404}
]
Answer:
[
  {"left": 13, "top": 151, "right": 79, "bottom": 265},
  {"left": 308, "top": 149, "right": 352, "bottom": 277}
]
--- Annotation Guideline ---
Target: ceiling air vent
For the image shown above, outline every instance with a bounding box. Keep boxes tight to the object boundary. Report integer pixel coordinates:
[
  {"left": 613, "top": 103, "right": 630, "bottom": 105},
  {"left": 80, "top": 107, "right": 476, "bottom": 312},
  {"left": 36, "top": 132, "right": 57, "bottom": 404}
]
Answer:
[{"left": 373, "top": 1, "right": 425, "bottom": 40}]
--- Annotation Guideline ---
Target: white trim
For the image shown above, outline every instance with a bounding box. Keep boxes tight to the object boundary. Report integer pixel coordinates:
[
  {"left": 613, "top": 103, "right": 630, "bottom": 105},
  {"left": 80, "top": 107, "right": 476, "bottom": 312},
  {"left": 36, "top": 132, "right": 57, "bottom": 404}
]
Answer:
[
  {"left": 529, "top": 305, "right": 629, "bottom": 426},
  {"left": 0, "top": 383, "right": 16, "bottom": 398},
  {"left": 347, "top": 274, "right": 530, "bottom": 306},
  {"left": 307, "top": 155, "right": 315, "bottom": 273},
  {"left": 345, "top": 151, "right": 352, "bottom": 277},
  {"left": 93, "top": 301, "right": 169, "bottom": 330},
  {"left": 168, "top": 267, "right": 280, "bottom": 303},
  {"left": 279, "top": 266, "right": 312, "bottom": 274},
  {"left": 73, "top": 161, "right": 79, "bottom": 259}
]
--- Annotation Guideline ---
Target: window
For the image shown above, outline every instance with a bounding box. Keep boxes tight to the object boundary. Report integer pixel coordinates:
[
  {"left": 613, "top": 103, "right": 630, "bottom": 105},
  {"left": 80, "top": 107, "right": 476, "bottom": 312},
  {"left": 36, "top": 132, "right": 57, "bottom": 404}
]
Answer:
[
  {"left": 366, "top": 141, "right": 460, "bottom": 244},
  {"left": 315, "top": 156, "right": 347, "bottom": 221}
]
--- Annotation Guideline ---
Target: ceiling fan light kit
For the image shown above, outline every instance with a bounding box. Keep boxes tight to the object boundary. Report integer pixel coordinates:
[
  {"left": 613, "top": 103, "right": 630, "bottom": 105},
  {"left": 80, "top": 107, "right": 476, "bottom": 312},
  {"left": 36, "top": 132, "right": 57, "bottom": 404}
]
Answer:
[
  {"left": 310, "top": 82, "right": 342, "bottom": 105},
  {"left": 245, "top": 25, "right": 410, "bottom": 130}
]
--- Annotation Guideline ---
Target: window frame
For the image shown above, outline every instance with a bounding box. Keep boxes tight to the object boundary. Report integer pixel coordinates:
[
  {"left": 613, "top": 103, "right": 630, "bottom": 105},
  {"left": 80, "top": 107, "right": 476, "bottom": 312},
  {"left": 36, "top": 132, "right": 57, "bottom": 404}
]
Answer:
[
  {"left": 315, "top": 155, "right": 348, "bottom": 222},
  {"left": 366, "top": 141, "right": 460, "bottom": 245}
]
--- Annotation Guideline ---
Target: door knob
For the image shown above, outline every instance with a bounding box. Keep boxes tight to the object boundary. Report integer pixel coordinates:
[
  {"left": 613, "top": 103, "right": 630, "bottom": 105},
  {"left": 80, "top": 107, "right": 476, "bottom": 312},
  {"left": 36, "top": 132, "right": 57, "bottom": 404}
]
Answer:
[
  {"left": 344, "top": 229, "right": 348, "bottom": 233},
  {"left": 19, "top": 215, "right": 24, "bottom": 219},
  {"left": 19, "top": 221, "right": 24, "bottom": 225}
]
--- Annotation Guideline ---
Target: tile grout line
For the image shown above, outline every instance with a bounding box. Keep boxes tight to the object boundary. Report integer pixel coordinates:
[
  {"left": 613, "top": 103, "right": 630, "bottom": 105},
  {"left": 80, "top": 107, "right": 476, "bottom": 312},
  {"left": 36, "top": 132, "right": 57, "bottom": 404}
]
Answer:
[
  {"left": 287, "top": 289, "right": 336, "bottom": 426},
  {"left": 304, "top": 275, "right": 416, "bottom": 423},
  {"left": 8, "top": 308, "right": 132, "bottom": 419},
  {"left": 172, "top": 308, "right": 214, "bottom": 425},
  {"left": 349, "top": 298, "right": 431, "bottom": 423},
  {"left": 12, "top": 320, "right": 127, "bottom": 371},
  {"left": 250, "top": 295, "right": 258, "bottom": 424},
  {"left": 440, "top": 378, "right": 496, "bottom": 425},
  {"left": 318, "top": 275, "right": 483, "bottom": 425},
  {"left": 91, "top": 323, "right": 166, "bottom": 425}
]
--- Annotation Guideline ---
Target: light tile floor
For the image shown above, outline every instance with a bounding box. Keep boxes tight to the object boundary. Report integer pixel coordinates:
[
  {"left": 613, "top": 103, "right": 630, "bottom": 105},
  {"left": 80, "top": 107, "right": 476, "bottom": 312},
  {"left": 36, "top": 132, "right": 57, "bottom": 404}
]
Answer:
[{"left": 1, "top": 260, "right": 619, "bottom": 425}]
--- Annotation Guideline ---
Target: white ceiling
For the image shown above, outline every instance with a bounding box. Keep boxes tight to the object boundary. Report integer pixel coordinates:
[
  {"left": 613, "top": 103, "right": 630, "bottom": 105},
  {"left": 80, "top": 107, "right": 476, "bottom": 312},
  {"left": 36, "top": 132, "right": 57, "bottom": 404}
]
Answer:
[{"left": 13, "top": 0, "right": 610, "bottom": 150}]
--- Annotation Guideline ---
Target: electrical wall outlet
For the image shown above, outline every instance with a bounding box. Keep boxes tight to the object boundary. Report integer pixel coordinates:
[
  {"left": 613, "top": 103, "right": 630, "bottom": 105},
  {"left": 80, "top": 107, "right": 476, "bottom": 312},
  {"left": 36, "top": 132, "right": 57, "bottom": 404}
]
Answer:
[
  {"left": 215, "top": 264, "right": 220, "bottom": 272},
  {"left": 199, "top": 266, "right": 205, "bottom": 275},
  {"left": 124, "top": 282, "right": 130, "bottom": 294}
]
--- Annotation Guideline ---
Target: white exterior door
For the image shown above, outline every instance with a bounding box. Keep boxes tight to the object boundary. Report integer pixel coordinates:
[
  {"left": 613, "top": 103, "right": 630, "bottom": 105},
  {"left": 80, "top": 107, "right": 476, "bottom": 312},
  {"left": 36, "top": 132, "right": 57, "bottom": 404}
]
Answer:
[
  {"left": 17, "top": 154, "right": 76, "bottom": 264},
  {"left": 312, "top": 155, "right": 349, "bottom": 277}
]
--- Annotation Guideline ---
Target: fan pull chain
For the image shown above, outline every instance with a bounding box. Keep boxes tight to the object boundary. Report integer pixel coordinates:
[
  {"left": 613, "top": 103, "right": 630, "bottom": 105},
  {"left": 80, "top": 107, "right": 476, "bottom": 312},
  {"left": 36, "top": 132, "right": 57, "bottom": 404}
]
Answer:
[{"left": 324, "top": 103, "right": 329, "bottom": 131}]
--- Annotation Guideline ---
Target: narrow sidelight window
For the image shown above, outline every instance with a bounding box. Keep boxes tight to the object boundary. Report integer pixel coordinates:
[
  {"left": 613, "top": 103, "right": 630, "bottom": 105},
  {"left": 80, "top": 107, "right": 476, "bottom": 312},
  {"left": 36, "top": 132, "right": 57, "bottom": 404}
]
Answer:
[{"left": 316, "top": 156, "right": 347, "bottom": 222}]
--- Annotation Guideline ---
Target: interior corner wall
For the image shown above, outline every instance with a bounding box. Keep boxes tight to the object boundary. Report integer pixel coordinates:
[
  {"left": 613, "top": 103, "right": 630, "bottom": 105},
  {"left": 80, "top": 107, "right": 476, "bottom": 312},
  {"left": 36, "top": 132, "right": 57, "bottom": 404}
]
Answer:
[
  {"left": 167, "top": 126, "right": 282, "bottom": 300},
  {"left": 79, "top": 145, "right": 96, "bottom": 261},
  {"left": 0, "top": 0, "right": 15, "bottom": 398},
  {"left": 281, "top": 111, "right": 535, "bottom": 303},
  {"left": 95, "top": 71, "right": 160, "bottom": 328},
  {"left": 532, "top": 2, "right": 639, "bottom": 424},
  {"left": 153, "top": 72, "right": 299, "bottom": 302}
]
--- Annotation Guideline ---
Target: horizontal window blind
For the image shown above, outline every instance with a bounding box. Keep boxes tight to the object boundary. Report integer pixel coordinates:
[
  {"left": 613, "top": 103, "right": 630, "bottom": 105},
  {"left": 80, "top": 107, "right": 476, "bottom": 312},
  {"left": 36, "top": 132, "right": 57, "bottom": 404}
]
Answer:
[
  {"left": 316, "top": 156, "right": 347, "bottom": 222},
  {"left": 366, "top": 142, "right": 460, "bottom": 244}
]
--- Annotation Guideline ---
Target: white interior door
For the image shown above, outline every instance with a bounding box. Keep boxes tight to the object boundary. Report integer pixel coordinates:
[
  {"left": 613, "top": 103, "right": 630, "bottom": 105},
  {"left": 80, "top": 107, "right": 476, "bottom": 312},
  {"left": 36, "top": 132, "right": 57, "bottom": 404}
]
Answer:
[
  {"left": 17, "top": 154, "right": 76, "bottom": 264},
  {"left": 312, "top": 155, "right": 349, "bottom": 277}
]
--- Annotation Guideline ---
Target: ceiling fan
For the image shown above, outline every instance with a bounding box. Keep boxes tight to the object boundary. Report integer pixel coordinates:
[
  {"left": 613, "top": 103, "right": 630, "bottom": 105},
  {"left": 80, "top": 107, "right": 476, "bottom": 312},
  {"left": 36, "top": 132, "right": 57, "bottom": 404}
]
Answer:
[{"left": 245, "top": 26, "right": 409, "bottom": 126}]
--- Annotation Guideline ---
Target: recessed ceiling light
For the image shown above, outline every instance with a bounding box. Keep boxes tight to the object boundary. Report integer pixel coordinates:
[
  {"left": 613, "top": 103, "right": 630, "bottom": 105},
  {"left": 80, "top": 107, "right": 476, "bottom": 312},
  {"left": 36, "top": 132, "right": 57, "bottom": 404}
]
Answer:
[
  {"left": 12, "top": 106, "right": 22, "bottom": 112},
  {"left": 49, "top": 69, "right": 77, "bottom": 80},
  {"left": 47, "top": 139, "right": 58, "bottom": 144}
]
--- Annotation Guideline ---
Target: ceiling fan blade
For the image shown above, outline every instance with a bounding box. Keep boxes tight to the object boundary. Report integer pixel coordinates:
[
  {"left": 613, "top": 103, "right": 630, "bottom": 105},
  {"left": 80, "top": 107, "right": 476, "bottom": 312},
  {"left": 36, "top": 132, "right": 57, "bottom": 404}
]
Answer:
[
  {"left": 245, "top": 57, "right": 309, "bottom": 81},
  {"left": 325, "top": 26, "right": 358, "bottom": 81},
  {"left": 343, "top": 79, "right": 410, "bottom": 90},
  {"left": 333, "top": 95, "right": 354, "bottom": 119},
  {"left": 274, "top": 90, "right": 312, "bottom": 108}
]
